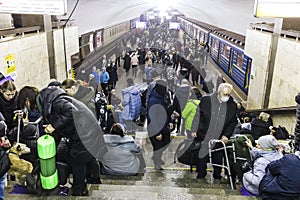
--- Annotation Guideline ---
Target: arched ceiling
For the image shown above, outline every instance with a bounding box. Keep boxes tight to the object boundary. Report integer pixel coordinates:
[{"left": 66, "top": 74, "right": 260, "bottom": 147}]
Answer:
[{"left": 66, "top": 0, "right": 274, "bottom": 35}]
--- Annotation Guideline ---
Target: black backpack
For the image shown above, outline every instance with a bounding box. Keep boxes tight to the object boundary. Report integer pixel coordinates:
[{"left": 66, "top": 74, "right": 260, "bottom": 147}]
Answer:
[
  {"left": 26, "top": 162, "right": 68, "bottom": 195},
  {"left": 273, "top": 126, "right": 290, "bottom": 140},
  {"left": 174, "top": 138, "right": 202, "bottom": 172}
]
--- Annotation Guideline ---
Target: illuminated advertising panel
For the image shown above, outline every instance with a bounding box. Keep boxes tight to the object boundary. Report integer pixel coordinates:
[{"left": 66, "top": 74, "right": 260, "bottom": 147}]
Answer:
[
  {"left": 254, "top": 0, "right": 300, "bottom": 18},
  {"left": 0, "top": 0, "right": 67, "bottom": 15}
]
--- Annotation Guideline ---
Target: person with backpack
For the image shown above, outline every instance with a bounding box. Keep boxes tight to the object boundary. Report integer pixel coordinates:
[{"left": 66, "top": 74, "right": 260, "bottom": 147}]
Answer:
[{"left": 121, "top": 78, "right": 141, "bottom": 134}]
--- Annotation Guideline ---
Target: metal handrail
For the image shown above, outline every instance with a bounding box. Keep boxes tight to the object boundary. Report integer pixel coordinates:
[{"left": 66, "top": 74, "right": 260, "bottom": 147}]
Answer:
[
  {"left": 246, "top": 106, "right": 296, "bottom": 116},
  {"left": 0, "top": 26, "right": 41, "bottom": 37}
]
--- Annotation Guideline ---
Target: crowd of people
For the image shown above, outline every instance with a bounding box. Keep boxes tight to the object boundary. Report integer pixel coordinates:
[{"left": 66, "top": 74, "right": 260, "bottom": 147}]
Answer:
[{"left": 0, "top": 19, "right": 300, "bottom": 200}]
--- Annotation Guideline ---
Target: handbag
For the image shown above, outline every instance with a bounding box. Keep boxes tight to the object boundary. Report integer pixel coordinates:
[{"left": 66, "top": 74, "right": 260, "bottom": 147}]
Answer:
[
  {"left": 0, "top": 148, "right": 11, "bottom": 177},
  {"left": 174, "top": 138, "right": 202, "bottom": 172}
]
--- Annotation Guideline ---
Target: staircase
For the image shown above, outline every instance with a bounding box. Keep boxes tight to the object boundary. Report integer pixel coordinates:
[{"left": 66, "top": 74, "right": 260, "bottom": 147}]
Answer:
[{"left": 5, "top": 135, "right": 260, "bottom": 200}]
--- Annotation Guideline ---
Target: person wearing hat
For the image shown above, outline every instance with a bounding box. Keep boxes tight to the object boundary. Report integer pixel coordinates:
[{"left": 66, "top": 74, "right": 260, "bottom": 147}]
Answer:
[
  {"left": 147, "top": 79, "right": 174, "bottom": 170},
  {"left": 242, "top": 135, "right": 283, "bottom": 196},
  {"left": 19, "top": 124, "right": 39, "bottom": 167}
]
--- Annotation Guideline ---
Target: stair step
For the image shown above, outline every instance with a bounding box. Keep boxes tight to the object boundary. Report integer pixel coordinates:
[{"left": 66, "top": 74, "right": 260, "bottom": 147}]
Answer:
[
  {"left": 90, "top": 184, "right": 258, "bottom": 199},
  {"left": 101, "top": 171, "right": 237, "bottom": 190}
]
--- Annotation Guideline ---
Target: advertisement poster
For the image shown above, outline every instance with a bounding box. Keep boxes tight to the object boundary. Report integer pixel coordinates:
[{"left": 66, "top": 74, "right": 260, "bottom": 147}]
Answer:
[{"left": 5, "top": 54, "right": 16, "bottom": 74}]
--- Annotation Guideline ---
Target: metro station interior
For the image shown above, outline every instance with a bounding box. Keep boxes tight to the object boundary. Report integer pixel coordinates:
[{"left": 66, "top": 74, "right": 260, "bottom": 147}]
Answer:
[{"left": 1, "top": 0, "right": 300, "bottom": 199}]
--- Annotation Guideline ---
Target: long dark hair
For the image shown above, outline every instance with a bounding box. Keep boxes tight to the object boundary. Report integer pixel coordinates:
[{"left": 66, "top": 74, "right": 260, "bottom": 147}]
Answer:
[{"left": 18, "top": 86, "right": 39, "bottom": 111}]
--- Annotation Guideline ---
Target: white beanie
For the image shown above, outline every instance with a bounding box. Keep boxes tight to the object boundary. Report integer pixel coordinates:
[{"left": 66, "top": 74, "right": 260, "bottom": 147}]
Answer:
[{"left": 257, "top": 135, "right": 278, "bottom": 150}]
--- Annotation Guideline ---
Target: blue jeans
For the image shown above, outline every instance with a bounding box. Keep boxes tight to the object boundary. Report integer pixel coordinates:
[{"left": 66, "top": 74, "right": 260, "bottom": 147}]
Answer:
[{"left": 0, "top": 173, "right": 7, "bottom": 200}]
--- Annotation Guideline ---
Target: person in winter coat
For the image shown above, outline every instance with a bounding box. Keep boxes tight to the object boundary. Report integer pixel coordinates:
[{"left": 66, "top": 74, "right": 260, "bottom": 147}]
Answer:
[
  {"left": 242, "top": 135, "right": 283, "bottom": 196},
  {"left": 18, "top": 86, "right": 46, "bottom": 136},
  {"left": 101, "top": 123, "right": 145, "bottom": 176},
  {"left": 250, "top": 112, "right": 271, "bottom": 140},
  {"left": 35, "top": 86, "right": 106, "bottom": 196},
  {"left": 294, "top": 92, "right": 300, "bottom": 151},
  {"left": 130, "top": 52, "right": 139, "bottom": 78},
  {"left": 191, "top": 67, "right": 200, "bottom": 86},
  {"left": 182, "top": 87, "right": 202, "bottom": 138},
  {"left": 122, "top": 52, "right": 131, "bottom": 77},
  {"left": 145, "top": 63, "right": 154, "bottom": 84},
  {"left": 147, "top": 79, "right": 174, "bottom": 170},
  {"left": 90, "top": 66, "right": 100, "bottom": 84},
  {"left": 106, "top": 60, "right": 119, "bottom": 90},
  {"left": 99, "top": 67, "right": 110, "bottom": 96},
  {"left": 196, "top": 83, "right": 238, "bottom": 180},
  {"left": 61, "top": 78, "right": 101, "bottom": 184},
  {"left": 173, "top": 79, "right": 191, "bottom": 135},
  {"left": 61, "top": 79, "right": 96, "bottom": 115},
  {"left": 0, "top": 80, "right": 23, "bottom": 137},
  {"left": 121, "top": 78, "right": 141, "bottom": 134},
  {"left": 87, "top": 74, "right": 98, "bottom": 94},
  {"left": 259, "top": 151, "right": 300, "bottom": 200}
]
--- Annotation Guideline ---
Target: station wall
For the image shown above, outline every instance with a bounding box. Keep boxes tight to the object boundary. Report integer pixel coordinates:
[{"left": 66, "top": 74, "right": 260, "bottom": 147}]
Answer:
[
  {"left": 245, "top": 28, "right": 300, "bottom": 133},
  {"left": 0, "top": 25, "right": 79, "bottom": 90}
]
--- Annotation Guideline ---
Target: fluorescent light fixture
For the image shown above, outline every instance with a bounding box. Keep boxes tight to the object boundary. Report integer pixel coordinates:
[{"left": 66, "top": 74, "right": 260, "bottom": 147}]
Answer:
[
  {"left": 254, "top": 0, "right": 300, "bottom": 18},
  {"left": 144, "top": 0, "right": 180, "bottom": 11}
]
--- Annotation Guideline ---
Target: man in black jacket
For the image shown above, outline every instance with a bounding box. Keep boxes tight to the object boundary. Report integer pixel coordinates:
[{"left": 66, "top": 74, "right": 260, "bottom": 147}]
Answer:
[
  {"left": 195, "top": 83, "right": 237, "bottom": 180},
  {"left": 36, "top": 86, "right": 106, "bottom": 196}
]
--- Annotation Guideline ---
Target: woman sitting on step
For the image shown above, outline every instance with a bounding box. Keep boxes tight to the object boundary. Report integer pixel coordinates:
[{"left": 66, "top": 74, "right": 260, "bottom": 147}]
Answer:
[{"left": 100, "top": 123, "right": 146, "bottom": 176}]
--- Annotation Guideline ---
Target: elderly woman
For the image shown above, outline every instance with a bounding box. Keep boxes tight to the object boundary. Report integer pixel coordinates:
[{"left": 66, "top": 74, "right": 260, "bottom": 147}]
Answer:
[{"left": 242, "top": 135, "right": 283, "bottom": 196}]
